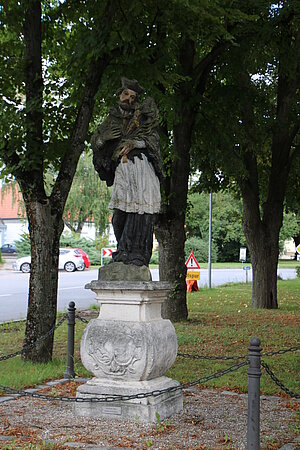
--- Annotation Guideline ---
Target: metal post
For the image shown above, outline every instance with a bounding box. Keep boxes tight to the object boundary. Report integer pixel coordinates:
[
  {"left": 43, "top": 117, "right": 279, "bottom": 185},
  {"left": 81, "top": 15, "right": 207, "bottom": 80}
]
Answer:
[
  {"left": 64, "top": 301, "right": 76, "bottom": 379},
  {"left": 208, "top": 192, "right": 212, "bottom": 288},
  {"left": 247, "top": 337, "right": 262, "bottom": 450}
]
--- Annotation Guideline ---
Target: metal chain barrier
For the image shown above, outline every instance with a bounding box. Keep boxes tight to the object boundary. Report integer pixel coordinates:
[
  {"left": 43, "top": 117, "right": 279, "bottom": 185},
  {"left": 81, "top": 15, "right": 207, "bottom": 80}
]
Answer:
[
  {"left": 261, "top": 345, "right": 300, "bottom": 357},
  {"left": 261, "top": 360, "right": 299, "bottom": 399},
  {"left": 0, "top": 359, "right": 248, "bottom": 402},
  {"left": 75, "top": 314, "right": 89, "bottom": 324},
  {"left": 177, "top": 345, "right": 299, "bottom": 361},
  {"left": 1, "top": 310, "right": 299, "bottom": 401},
  {"left": 177, "top": 352, "right": 247, "bottom": 361},
  {"left": 0, "top": 315, "right": 67, "bottom": 362}
]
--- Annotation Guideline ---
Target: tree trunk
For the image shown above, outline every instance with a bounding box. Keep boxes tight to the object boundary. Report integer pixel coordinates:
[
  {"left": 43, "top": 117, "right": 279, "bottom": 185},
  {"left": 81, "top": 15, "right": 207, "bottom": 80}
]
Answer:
[
  {"left": 251, "top": 242, "right": 279, "bottom": 309},
  {"left": 22, "top": 200, "right": 64, "bottom": 361},
  {"left": 156, "top": 215, "right": 188, "bottom": 321},
  {"left": 242, "top": 184, "right": 282, "bottom": 309},
  {"left": 156, "top": 36, "right": 222, "bottom": 321},
  {"left": 243, "top": 221, "right": 280, "bottom": 309},
  {"left": 157, "top": 104, "right": 195, "bottom": 321}
]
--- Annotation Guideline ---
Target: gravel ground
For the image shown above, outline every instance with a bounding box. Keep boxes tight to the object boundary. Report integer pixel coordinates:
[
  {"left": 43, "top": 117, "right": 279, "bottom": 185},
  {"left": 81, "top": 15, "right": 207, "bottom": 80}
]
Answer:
[{"left": 0, "top": 381, "right": 299, "bottom": 449}]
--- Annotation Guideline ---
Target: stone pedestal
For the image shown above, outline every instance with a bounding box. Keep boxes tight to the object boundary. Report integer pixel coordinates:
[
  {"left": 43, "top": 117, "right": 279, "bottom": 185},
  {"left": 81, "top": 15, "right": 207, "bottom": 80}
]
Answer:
[{"left": 75, "top": 280, "right": 183, "bottom": 422}]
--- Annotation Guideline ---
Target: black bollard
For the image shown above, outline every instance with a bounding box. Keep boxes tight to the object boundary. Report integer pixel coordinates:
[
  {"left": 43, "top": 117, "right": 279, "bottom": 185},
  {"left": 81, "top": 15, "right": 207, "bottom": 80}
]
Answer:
[
  {"left": 247, "top": 337, "right": 262, "bottom": 450},
  {"left": 64, "top": 301, "right": 76, "bottom": 379}
]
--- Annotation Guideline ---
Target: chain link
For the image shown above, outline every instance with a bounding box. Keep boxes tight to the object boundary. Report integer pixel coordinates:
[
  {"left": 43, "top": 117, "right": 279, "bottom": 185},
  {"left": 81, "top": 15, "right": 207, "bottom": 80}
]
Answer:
[
  {"left": 177, "top": 345, "right": 299, "bottom": 361},
  {"left": 0, "top": 359, "right": 248, "bottom": 403},
  {"left": 261, "top": 361, "right": 299, "bottom": 399},
  {"left": 261, "top": 345, "right": 300, "bottom": 358},
  {"left": 177, "top": 352, "right": 247, "bottom": 361},
  {"left": 75, "top": 314, "right": 89, "bottom": 324},
  {"left": 0, "top": 315, "right": 67, "bottom": 362}
]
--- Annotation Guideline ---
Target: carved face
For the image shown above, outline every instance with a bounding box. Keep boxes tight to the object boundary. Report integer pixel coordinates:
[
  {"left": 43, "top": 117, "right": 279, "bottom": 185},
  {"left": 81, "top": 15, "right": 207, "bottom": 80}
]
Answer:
[{"left": 119, "top": 88, "right": 137, "bottom": 110}]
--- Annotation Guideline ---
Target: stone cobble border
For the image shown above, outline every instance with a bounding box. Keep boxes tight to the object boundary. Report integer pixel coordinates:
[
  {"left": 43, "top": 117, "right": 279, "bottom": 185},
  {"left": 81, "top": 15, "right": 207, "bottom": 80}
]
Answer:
[{"left": 0, "top": 377, "right": 89, "bottom": 403}]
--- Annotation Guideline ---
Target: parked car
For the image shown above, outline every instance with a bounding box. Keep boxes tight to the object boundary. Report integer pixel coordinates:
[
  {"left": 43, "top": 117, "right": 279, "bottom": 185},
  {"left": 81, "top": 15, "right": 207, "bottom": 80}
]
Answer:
[
  {"left": 13, "top": 248, "right": 85, "bottom": 273},
  {"left": 75, "top": 248, "right": 91, "bottom": 270},
  {"left": 1, "top": 243, "right": 17, "bottom": 254}
]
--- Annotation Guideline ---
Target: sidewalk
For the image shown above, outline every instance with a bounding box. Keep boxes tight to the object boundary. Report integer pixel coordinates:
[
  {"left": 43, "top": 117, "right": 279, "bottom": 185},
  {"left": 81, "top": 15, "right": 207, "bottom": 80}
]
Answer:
[{"left": 0, "top": 255, "right": 15, "bottom": 270}]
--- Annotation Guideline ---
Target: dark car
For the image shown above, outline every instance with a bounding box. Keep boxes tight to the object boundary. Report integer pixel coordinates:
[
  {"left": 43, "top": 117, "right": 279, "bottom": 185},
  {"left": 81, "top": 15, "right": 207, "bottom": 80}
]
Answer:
[{"left": 1, "top": 243, "right": 17, "bottom": 254}]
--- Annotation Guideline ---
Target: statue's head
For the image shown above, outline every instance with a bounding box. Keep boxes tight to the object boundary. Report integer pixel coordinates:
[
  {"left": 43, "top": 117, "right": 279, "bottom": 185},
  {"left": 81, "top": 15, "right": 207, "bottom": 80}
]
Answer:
[{"left": 117, "top": 77, "right": 144, "bottom": 111}]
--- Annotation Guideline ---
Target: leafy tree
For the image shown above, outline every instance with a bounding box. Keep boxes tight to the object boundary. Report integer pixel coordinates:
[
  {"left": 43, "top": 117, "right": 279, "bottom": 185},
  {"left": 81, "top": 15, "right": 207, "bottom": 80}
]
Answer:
[
  {"left": 0, "top": 0, "right": 123, "bottom": 362},
  {"left": 63, "top": 151, "right": 111, "bottom": 235},
  {"left": 279, "top": 211, "right": 300, "bottom": 254},
  {"left": 143, "top": 1, "right": 257, "bottom": 320},
  {"left": 186, "top": 191, "right": 246, "bottom": 262},
  {"left": 185, "top": 236, "right": 218, "bottom": 263},
  {"left": 192, "top": 1, "right": 300, "bottom": 308}
]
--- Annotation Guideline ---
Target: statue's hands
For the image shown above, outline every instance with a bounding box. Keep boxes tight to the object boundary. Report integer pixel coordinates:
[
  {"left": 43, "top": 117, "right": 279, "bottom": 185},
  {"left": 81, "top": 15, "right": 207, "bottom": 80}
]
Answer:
[
  {"left": 119, "top": 140, "right": 135, "bottom": 163},
  {"left": 102, "top": 127, "right": 121, "bottom": 142},
  {"left": 119, "top": 140, "right": 135, "bottom": 157}
]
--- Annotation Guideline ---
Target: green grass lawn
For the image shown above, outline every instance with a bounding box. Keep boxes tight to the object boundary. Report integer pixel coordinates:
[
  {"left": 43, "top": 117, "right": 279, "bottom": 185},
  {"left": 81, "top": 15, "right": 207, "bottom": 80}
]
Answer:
[
  {"left": 0, "top": 278, "right": 299, "bottom": 397},
  {"left": 192, "top": 260, "right": 299, "bottom": 269},
  {"left": 149, "top": 260, "right": 299, "bottom": 269}
]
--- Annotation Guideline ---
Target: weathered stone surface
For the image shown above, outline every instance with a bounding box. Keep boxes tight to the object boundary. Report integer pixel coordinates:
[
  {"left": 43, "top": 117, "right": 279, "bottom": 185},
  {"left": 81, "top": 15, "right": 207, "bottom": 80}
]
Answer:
[
  {"left": 80, "top": 318, "right": 178, "bottom": 381},
  {"left": 98, "top": 262, "right": 152, "bottom": 282},
  {"left": 75, "top": 376, "right": 183, "bottom": 422},
  {"left": 85, "top": 281, "right": 173, "bottom": 322},
  {"left": 77, "top": 281, "right": 182, "bottom": 423}
]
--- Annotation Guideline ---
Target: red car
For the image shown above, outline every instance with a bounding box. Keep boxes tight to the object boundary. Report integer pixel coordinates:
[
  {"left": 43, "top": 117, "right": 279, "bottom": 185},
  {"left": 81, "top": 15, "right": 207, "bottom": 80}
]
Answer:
[{"left": 75, "top": 248, "right": 91, "bottom": 270}]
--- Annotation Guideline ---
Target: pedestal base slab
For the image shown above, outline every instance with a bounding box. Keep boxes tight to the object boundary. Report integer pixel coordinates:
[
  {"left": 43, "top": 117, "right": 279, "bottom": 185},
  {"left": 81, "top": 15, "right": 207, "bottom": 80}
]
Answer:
[{"left": 75, "top": 376, "right": 183, "bottom": 422}]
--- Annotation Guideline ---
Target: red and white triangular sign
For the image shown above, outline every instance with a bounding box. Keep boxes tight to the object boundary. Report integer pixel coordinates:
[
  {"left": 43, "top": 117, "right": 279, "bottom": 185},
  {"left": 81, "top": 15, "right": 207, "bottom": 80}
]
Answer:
[{"left": 186, "top": 251, "right": 200, "bottom": 269}]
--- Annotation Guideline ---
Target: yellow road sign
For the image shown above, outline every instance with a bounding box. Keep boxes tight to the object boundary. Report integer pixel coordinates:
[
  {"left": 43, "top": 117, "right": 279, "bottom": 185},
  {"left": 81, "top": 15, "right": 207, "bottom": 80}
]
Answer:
[
  {"left": 186, "top": 270, "right": 200, "bottom": 280},
  {"left": 297, "top": 244, "right": 300, "bottom": 254}
]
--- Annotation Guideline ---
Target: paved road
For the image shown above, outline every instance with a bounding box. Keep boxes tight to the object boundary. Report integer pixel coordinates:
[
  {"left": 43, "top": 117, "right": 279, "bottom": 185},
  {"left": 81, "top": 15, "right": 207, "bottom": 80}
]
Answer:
[{"left": 0, "top": 267, "right": 296, "bottom": 323}]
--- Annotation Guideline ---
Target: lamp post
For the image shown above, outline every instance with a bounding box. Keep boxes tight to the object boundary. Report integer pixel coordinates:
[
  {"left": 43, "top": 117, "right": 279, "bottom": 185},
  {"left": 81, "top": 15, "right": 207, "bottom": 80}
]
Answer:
[{"left": 208, "top": 192, "right": 212, "bottom": 288}]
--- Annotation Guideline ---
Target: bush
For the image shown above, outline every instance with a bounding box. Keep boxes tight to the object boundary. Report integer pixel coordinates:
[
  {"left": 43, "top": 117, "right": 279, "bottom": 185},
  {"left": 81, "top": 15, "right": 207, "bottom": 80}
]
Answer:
[
  {"left": 150, "top": 250, "right": 159, "bottom": 265},
  {"left": 296, "top": 266, "right": 300, "bottom": 278},
  {"left": 185, "top": 237, "right": 218, "bottom": 263},
  {"left": 15, "top": 234, "right": 31, "bottom": 257}
]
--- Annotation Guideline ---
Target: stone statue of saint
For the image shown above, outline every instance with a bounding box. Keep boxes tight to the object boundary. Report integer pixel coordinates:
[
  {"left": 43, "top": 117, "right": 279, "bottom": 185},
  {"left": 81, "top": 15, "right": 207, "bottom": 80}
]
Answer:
[{"left": 91, "top": 77, "right": 164, "bottom": 267}]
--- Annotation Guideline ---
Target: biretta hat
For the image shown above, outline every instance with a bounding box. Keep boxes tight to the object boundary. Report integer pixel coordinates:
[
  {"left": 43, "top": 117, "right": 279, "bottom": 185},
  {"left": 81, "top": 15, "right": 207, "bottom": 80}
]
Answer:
[{"left": 121, "top": 77, "right": 145, "bottom": 94}]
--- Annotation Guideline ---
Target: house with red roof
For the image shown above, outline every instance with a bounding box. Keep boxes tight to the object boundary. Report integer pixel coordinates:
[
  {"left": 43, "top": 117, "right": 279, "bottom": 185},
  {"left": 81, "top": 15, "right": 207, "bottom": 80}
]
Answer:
[
  {"left": 0, "top": 184, "right": 117, "bottom": 247},
  {"left": 0, "top": 185, "right": 28, "bottom": 246}
]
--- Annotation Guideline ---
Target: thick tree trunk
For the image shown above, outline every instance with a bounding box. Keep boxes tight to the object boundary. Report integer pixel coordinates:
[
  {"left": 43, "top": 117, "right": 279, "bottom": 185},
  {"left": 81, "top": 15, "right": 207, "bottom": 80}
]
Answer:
[
  {"left": 156, "top": 216, "right": 188, "bottom": 321},
  {"left": 156, "top": 36, "right": 221, "bottom": 321},
  {"left": 242, "top": 184, "right": 282, "bottom": 309},
  {"left": 243, "top": 221, "right": 280, "bottom": 309},
  {"left": 157, "top": 104, "right": 195, "bottom": 321},
  {"left": 22, "top": 200, "right": 64, "bottom": 362},
  {"left": 251, "top": 242, "right": 279, "bottom": 309}
]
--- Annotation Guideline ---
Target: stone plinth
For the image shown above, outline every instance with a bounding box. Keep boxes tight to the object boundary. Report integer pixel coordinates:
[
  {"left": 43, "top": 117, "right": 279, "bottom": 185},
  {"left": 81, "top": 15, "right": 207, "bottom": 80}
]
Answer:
[{"left": 75, "top": 280, "right": 183, "bottom": 422}]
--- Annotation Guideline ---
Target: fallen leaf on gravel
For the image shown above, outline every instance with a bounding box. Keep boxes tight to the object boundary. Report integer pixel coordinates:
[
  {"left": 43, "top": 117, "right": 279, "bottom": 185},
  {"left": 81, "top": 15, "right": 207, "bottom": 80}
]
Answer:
[
  {"left": 1, "top": 425, "right": 39, "bottom": 437},
  {"left": 280, "top": 400, "right": 299, "bottom": 411},
  {"left": 184, "top": 416, "right": 204, "bottom": 425},
  {"left": 38, "top": 381, "right": 80, "bottom": 397}
]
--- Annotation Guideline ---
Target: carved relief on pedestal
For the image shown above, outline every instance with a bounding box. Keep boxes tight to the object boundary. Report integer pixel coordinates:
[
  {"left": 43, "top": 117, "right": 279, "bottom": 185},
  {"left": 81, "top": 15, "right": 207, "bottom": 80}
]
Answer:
[
  {"left": 86, "top": 323, "right": 144, "bottom": 377},
  {"left": 81, "top": 320, "right": 148, "bottom": 380},
  {"left": 81, "top": 317, "right": 178, "bottom": 381}
]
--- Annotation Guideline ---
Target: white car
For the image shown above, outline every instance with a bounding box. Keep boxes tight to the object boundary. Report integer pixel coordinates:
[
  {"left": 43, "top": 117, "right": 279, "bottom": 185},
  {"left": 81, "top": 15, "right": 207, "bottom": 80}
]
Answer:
[{"left": 13, "top": 248, "right": 85, "bottom": 273}]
